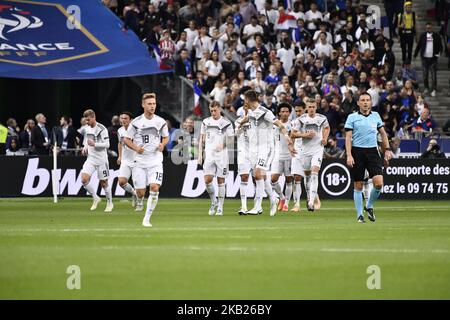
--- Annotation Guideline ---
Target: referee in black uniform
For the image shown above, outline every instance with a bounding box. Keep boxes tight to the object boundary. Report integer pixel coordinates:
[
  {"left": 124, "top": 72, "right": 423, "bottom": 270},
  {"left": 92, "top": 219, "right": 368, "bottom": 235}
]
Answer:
[{"left": 344, "top": 93, "right": 393, "bottom": 223}]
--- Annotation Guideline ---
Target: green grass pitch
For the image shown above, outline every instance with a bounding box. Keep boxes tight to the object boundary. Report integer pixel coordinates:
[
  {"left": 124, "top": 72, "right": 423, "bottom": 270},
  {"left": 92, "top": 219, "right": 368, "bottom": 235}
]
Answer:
[{"left": 0, "top": 198, "right": 449, "bottom": 299}]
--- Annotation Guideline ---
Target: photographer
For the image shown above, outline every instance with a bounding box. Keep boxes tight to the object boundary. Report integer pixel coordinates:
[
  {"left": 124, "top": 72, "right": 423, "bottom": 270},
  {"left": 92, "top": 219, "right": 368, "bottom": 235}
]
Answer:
[{"left": 421, "top": 139, "right": 446, "bottom": 159}]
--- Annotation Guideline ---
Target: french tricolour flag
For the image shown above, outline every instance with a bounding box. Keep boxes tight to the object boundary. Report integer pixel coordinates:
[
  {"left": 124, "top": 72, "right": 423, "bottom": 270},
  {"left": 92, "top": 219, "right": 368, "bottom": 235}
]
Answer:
[
  {"left": 193, "top": 83, "right": 202, "bottom": 116},
  {"left": 277, "top": 12, "right": 297, "bottom": 30}
]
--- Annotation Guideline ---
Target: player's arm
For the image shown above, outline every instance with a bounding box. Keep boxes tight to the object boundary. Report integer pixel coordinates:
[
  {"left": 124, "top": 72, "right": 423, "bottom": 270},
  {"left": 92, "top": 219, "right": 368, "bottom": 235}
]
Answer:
[
  {"left": 378, "top": 126, "right": 393, "bottom": 162},
  {"left": 117, "top": 139, "right": 122, "bottom": 165},
  {"left": 124, "top": 137, "right": 144, "bottom": 154},
  {"left": 321, "top": 125, "right": 330, "bottom": 146},
  {"left": 274, "top": 119, "right": 296, "bottom": 156},
  {"left": 345, "top": 129, "right": 354, "bottom": 168},
  {"left": 158, "top": 136, "right": 169, "bottom": 152},
  {"left": 93, "top": 130, "right": 110, "bottom": 149},
  {"left": 197, "top": 133, "right": 205, "bottom": 165}
]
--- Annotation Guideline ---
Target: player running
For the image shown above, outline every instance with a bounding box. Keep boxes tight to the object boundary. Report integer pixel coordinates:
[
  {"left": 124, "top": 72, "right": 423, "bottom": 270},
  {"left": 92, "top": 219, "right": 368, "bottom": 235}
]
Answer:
[
  {"left": 235, "top": 105, "right": 252, "bottom": 215},
  {"left": 198, "top": 101, "right": 234, "bottom": 216},
  {"left": 239, "top": 90, "right": 295, "bottom": 216},
  {"left": 117, "top": 111, "right": 138, "bottom": 208},
  {"left": 80, "top": 109, "right": 113, "bottom": 213},
  {"left": 271, "top": 102, "right": 294, "bottom": 212},
  {"left": 124, "top": 93, "right": 169, "bottom": 227},
  {"left": 291, "top": 98, "right": 330, "bottom": 212},
  {"left": 345, "top": 93, "right": 393, "bottom": 223}
]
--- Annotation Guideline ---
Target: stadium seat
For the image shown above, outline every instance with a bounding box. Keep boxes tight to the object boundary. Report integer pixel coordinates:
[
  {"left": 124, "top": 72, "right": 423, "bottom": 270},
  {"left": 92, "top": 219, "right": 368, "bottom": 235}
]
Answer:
[
  {"left": 400, "top": 139, "right": 420, "bottom": 153},
  {"left": 337, "top": 138, "right": 345, "bottom": 149},
  {"left": 440, "top": 139, "right": 450, "bottom": 153}
]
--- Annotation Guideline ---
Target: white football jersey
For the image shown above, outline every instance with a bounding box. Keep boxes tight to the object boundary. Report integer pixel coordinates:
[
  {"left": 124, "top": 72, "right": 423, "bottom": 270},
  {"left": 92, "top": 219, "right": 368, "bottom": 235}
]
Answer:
[
  {"left": 118, "top": 126, "right": 135, "bottom": 166},
  {"left": 126, "top": 114, "right": 169, "bottom": 168},
  {"left": 290, "top": 118, "right": 303, "bottom": 159},
  {"left": 297, "top": 113, "right": 329, "bottom": 156},
  {"left": 274, "top": 120, "right": 292, "bottom": 161},
  {"left": 84, "top": 122, "right": 109, "bottom": 165},
  {"left": 235, "top": 116, "right": 251, "bottom": 164},
  {"left": 247, "top": 105, "right": 276, "bottom": 158},
  {"left": 201, "top": 116, "right": 234, "bottom": 161}
]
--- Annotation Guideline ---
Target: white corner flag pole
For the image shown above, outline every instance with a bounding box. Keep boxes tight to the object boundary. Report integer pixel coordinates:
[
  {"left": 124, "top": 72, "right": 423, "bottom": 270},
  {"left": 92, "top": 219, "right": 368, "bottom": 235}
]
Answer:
[{"left": 51, "top": 139, "right": 58, "bottom": 203}]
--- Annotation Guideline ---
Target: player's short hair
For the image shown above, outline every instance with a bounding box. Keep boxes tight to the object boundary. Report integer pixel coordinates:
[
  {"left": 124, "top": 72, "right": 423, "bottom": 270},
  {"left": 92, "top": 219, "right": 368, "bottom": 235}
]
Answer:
[
  {"left": 359, "top": 92, "right": 372, "bottom": 101},
  {"left": 142, "top": 93, "right": 156, "bottom": 101},
  {"left": 119, "top": 111, "right": 133, "bottom": 119},
  {"left": 244, "top": 89, "right": 258, "bottom": 102},
  {"left": 209, "top": 101, "right": 221, "bottom": 109},
  {"left": 305, "top": 97, "right": 317, "bottom": 105},
  {"left": 83, "top": 109, "right": 95, "bottom": 118},
  {"left": 277, "top": 102, "right": 292, "bottom": 114}
]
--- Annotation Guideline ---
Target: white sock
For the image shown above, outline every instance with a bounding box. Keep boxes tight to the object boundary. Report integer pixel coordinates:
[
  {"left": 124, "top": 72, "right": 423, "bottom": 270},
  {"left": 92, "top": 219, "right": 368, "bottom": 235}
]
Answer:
[
  {"left": 254, "top": 179, "right": 264, "bottom": 210},
  {"left": 304, "top": 175, "right": 311, "bottom": 202},
  {"left": 294, "top": 181, "right": 302, "bottom": 206},
  {"left": 271, "top": 181, "right": 285, "bottom": 199},
  {"left": 144, "top": 191, "right": 159, "bottom": 222},
  {"left": 264, "top": 178, "right": 275, "bottom": 202},
  {"left": 285, "top": 182, "right": 293, "bottom": 207},
  {"left": 240, "top": 181, "right": 248, "bottom": 209},
  {"left": 309, "top": 173, "right": 319, "bottom": 205},
  {"left": 137, "top": 196, "right": 144, "bottom": 207},
  {"left": 121, "top": 183, "right": 136, "bottom": 196},
  {"left": 218, "top": 183, "right": 225, "bottom": 209},
  {"left": 363, "top": 179, "right": 373, "bottom": 204},
  {"left": 83, "top": 182, "right": 98, "bottom": 199},
  {"left": 103, "top": 184, "right": 112, "bottom": 204},
  {"left": 205, "top": 183, "right": 216, "bottom": 203}
]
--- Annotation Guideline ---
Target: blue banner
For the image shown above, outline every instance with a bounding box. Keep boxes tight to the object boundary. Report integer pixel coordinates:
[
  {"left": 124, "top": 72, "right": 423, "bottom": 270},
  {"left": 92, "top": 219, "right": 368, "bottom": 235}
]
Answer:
[{"left": 0, "top": 0, "right": 169, "bottom": 79}]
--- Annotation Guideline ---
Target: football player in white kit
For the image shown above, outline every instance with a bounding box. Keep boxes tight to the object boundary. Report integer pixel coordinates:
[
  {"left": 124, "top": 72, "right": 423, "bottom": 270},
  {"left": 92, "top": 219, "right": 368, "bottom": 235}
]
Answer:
[
  {"left": 124, "top": 93, "right": 169, "bottom": 227},
  {"left": 239, "top": 90, "right": 296, "bottom": 216},
  {"left": 80, "top": 109, "right": 113, "bottom": 213},
  {"left": 117, "top": 111, "right": 138, "bottom": 208},
  {"left": 290, "top": 102, "right": 306, "bottom": 212},
  {"left": 271, "top": 102, "right": 294, "bottom": 212},
  {"left": 235, "top": 105, "right": 252, "bottom": 215},
  {"left": 198, "top": 101, "right": 234, "bottom": 216},
  {"left": 291, "top": 98, "right": 330, "bottom": 211}
]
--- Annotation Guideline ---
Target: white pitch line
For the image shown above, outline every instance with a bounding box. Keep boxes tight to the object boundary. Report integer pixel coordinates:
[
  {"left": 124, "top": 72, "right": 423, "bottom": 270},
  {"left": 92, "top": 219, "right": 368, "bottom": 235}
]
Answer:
[{"left": 95, "top": 245, "right": 450, "bottom": 254}]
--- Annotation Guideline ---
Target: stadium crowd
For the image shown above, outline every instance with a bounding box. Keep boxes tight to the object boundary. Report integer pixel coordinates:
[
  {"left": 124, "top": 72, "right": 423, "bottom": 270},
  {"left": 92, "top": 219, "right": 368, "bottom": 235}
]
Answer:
[
  {"left": 116, "top": 0, "right": 448, "bottom": 138},
  {"left": 2, "top": 0, "right": 449, "bottom": 157}
]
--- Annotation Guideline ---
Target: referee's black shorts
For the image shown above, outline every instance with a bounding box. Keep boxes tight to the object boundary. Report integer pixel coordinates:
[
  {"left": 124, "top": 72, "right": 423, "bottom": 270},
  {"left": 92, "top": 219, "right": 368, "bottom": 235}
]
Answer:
[{"left": 350, "top": 147, "right": 383, "bottom": 182}]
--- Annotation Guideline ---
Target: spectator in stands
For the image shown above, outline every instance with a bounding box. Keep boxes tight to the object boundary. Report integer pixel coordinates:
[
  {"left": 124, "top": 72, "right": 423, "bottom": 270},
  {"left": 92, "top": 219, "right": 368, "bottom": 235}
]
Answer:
[
  {"left": 165, "top": 118, "right": 178, "bottom": 153},
  {"left": 414, "top": 22, "right": 443, "bottom": 97},
  {"left": 421, "top": 139, "right": 446, "bottom": 159},
  {"left": 19, "top": 119, "right": 35, "bottom": 150},
  {"left": 401, "top": 60, "right": 418, "bottom": 89},
  {"left": 122, "top": 1, "right": 140, "bottom": 36},
  {"left": 5, "top": 137, "right": 25, "bottom": 156},
  {"left": 390, "top": 137, "right": 401, "bottom": 158},
  {"left": 174, "top": 48, "right": 193, "bottom": 79},
  {"left": 323, "top": 137, "right": 344, "bottom": 159},
  {"left": 52, "top": 115, "right": 78, "bottom": 154},
  {"left": 31, "top": 113, "right": 49, "bottom": 155},
  {"left": 5, "top": 117, "right": 19, "bottom": 151},
  {"left": 412, "top": 108, "right": 436, "bottom": 135},
  {"left": 107, "top": 115, "right": 120, "bottom": 156}
]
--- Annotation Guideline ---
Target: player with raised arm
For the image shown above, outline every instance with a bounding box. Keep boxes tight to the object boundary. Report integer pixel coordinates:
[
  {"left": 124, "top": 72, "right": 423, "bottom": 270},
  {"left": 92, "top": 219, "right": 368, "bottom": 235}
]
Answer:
[
  {"left": 124, "top": 93, "right": 169, "bottom": 227},
  {"left": 291, "top": 98, "right": 330, "bottom": 212},
  {"left": 240, "top": 90, "right": 296, "bottom": 216},
  {"left": 80, "top": 109, "right": 113, "bottom": 213},
  {"left": 235, "top": 104, "right": 252, "bottom": 215},
  {"left": 198, "top": 101, "right": 234, "bottom": 216},
  {"left": 345, "top": 92, "right": 393, "bottom": 223},
  {"left": 271, "top": 102, "right": 294, "bottom": 212},
  {"left": 289, "top": 102, "right": 306, "bottom": 212},
  {"left": 117, "top": 111, "right": 138, "bottom": 208}
]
